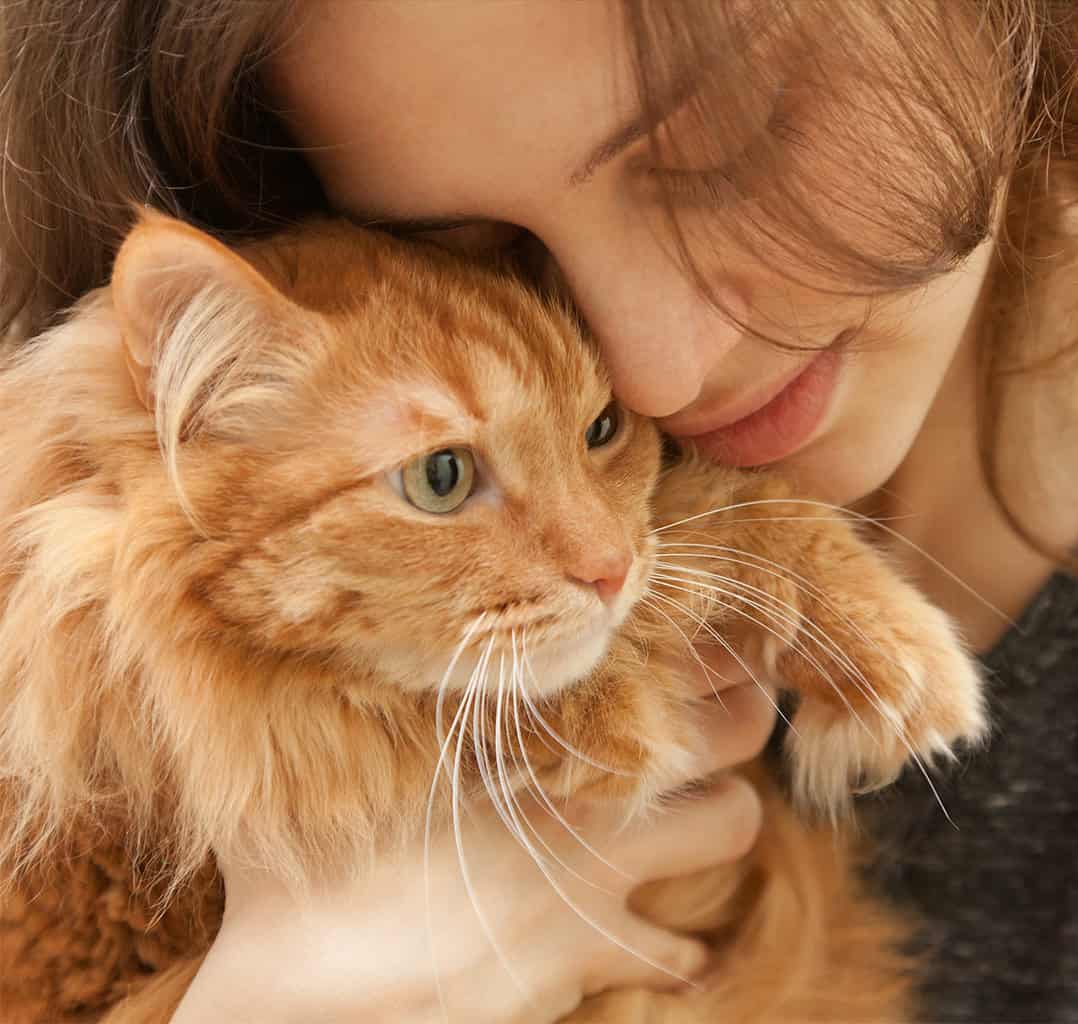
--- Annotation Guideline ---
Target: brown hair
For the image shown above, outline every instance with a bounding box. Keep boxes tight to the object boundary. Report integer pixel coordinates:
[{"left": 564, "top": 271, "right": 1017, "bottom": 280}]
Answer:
[
  {"left": 0, "top": 0, "right": 1076, "bottom": 553},
  {"left": 0, "top": 0, "right": 300, "bottom": 336}
]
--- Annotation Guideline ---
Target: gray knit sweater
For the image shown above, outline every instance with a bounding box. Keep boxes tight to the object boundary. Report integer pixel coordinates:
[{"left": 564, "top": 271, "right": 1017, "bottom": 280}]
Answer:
[{"left": 864, "top": 573, "right": 1078, "bottom": 1022}]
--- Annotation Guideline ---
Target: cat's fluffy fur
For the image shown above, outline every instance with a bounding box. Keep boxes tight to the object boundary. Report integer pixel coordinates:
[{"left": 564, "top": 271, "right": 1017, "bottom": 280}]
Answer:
[{"left": 0, "top": 215, "right": 986, "bottom": 1022}]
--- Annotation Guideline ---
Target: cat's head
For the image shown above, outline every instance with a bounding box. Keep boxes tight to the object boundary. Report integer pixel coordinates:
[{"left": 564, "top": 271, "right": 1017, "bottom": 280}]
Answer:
[{"left": 111, "top": 213, "right": 664, "bottom": 698}]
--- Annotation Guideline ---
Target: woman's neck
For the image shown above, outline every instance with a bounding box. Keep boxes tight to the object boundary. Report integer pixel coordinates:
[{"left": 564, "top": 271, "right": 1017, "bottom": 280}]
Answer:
[
  {"left": 878, "top": 330, "right": 1057, "bottom": 651},
  {"left": 865, "top": 249, "right": 1071, "bottom": 653}
]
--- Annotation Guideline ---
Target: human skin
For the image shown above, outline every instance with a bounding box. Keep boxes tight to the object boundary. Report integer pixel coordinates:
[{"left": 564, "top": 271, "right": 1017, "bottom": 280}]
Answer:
[{"left": 171, "top": 1, "right": 1073, "bottom": 1020}]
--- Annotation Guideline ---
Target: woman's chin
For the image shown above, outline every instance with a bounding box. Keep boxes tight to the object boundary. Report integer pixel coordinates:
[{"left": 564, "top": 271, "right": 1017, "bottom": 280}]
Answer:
[{"left": 770, "top": 424, "right": 916, "bottom": 510}]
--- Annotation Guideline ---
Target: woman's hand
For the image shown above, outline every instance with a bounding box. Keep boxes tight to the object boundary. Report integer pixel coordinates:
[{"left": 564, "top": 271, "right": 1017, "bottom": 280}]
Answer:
[{"left": 171, "top": 680, "right": 776, "bottom": 1024}]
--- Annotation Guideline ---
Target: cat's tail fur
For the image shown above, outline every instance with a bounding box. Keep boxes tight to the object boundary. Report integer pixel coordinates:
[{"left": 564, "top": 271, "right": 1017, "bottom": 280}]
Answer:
[{"left": 98, "top": 958, "right": 204, "bottom": 1024}]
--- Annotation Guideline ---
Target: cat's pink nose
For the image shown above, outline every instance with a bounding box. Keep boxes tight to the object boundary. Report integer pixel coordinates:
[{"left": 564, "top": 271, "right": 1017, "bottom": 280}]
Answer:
[
  {"left": 594, "top": 569, "right": 629, "bottom": 605},
  {"left": 570, "top": 549, "right": 633, "bottom": 606}
]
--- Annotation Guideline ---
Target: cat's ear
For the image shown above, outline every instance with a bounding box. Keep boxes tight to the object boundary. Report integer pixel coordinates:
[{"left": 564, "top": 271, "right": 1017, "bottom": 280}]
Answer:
[{"left": 111, "top": 209, "right": 298, "bottom": 410}]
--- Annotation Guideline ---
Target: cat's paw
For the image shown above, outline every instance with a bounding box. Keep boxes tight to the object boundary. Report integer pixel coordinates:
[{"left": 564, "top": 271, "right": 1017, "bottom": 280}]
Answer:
[{"left": 784, "top": 600, "right": 988, "bottom": 815}]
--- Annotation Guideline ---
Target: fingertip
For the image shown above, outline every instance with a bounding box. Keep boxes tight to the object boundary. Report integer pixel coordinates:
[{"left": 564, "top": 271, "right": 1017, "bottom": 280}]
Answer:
[
  {"left": 689, "top": 644, "right": 751, "bottom": 694},
  {"left": 658, "top": 934, "right": 711, "bottom": 988},
  {"left": 669, "top": 936, "right": 713, "bottom": 990},
  {"left": 686, "top": 683, "right": 781, "bottom": 776},
  {"left": 596, "top": 930, "right": 711, "bottom": 995},
  {"left": 671, "top": 773, "right": 764, "bottom": 862},
  {"left": 709, "top": 773, "right": 764, "bottom": 861}
]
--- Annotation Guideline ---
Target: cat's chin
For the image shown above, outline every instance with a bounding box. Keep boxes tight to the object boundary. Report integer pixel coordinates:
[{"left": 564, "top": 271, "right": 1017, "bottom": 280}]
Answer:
[
  {"left": 514, "top": 622, "right": 617, "bottom": 696},
  {"left": 378, "top": 617, "right": 621, "bottom": 699}
]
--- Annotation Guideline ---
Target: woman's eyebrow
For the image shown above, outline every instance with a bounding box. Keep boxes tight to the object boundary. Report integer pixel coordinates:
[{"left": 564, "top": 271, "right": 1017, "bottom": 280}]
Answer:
[
  {"left": 569, "top": 115, "right": 652, "bottom": 187},
  {"left": 569, "top": 75, "right": 699, "bottom": 187}
]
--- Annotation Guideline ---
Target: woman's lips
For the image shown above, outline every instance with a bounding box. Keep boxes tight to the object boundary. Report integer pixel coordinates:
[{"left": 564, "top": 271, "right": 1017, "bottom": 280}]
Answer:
[{"left": 672, "top": 349, "right": 842, "bottom": 467}]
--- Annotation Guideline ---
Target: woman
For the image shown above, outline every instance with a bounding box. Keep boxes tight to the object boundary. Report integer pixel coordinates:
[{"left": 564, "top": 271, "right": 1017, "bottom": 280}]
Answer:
[{"left": 1, "top": 2, "right": 1075, "bottom": 1020}]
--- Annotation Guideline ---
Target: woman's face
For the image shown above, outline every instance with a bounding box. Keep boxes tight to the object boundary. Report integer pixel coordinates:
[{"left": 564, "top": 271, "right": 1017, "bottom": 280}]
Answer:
[{"left": 269, "top": 0, "right": 993, "bottom": 506}]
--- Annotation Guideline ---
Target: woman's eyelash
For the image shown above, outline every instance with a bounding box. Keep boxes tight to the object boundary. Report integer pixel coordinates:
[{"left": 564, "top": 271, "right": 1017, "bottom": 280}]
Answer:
[
  {"left": 384, "top": 218, "right": 478, "bottom": 235},
  {"left": 386, "top": 220, "right": 529, "bottom": 254},
  {"left": 648, "top": 113, "right": 806, "bottom": 204}
]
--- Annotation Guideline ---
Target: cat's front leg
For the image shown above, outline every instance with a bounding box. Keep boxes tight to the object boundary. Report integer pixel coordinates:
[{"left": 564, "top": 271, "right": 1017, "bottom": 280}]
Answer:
[
  {"left": 770, "top": 528, "right": 988, "bottom": 812},
  {"left": 651, "top": 456, "right": 987, "bottom": 813}
]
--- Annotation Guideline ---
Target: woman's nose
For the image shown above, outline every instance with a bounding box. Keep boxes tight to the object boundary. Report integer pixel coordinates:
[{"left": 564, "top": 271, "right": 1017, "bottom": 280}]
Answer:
[{"left": 539, "top": 236, "right": 746, "bottom": 419}]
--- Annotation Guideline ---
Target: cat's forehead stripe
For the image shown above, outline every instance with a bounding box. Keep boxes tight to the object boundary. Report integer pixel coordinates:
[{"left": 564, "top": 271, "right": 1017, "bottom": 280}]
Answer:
[
  {"left": 350, "top": 380, "right": 479, "bottom": 475},
  {"left": 399, "top": 381, "right": 479, "bottom": 433},
  {"left": 442, "top": 292, "right": 608, "bottom": 425}
]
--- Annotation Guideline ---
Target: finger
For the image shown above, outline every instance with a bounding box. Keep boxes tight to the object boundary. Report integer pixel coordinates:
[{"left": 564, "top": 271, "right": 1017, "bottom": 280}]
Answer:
[
  {"left": 684, "top": 640, "right": 754, "bottom": 696},
  {"left": 583, "top": 918, "right": 710, "bottom": 995},
  {"left": 686, "top": 683, "right": 779, "bottom": 777},
  {"left": 616, "top": 773, "right": 763, "bottom": 879},
  {"left": 689, "top": 626, "right": 795, "bottom": 696}
]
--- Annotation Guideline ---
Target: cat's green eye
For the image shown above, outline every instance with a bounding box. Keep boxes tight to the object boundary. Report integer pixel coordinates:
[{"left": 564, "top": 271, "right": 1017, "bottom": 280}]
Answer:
[
  {"left": 585, "top": 404, "right": 619, "bottom": 449},
  {"left": 402, "top": 447, "right": 475, "bottom": 514}
]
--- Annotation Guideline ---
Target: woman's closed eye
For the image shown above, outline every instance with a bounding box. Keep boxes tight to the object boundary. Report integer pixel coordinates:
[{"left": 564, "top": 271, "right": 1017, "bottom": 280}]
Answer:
[
  {"left": 642, "top": 113, "right": 807, "bottom": 207},
  {"left": 385, "top": 219, "right": 528, "bottom": 255},
  {"left": 636, "top": 74, "right": 808, "bottom": 209}
]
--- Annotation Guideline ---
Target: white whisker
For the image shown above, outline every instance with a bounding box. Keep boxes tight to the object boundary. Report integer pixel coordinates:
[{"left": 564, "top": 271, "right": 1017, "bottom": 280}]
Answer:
[
  {"left": 424, "top": 614, "right": 491, "bottom": 1018},
  {"left": 473, "top": 646, "right": 524, "bottom": 849},
  {"left": 652, "top": 560, "right": 914, "bottom": 749},
  {"left": 654, "top": 542, "right": 908, "bottom": 676},
  {"left": 464, "top": 642, "right": 699, "bottom": 987},
  {"left": 650, "top": 564, "right": 877, "bottom": 708},
  {"left": 651, "top": 551, "right": 948, "bottom": 788},
  {"left": 509, "top": 631, "right": 633, "bottom": 886},
  {"left": 651, "top": 558, "right": 921, "bottom": 745},
  {"left": 634, "top": 591, "right": 731, "bottom": 709},
  {"left": 647, "top": 575, "right": 951, "bottom": 821},
  {"left": 515, "top": 654, "right": 632, "bottom": 778},
  {"left": 448, "top": 635, "right": 532, "bottom": 1005},
  {"left": 434, "top": 613, "right": 489, "bottom": 749},
  {"left": 641, "top": 592, "right": 795, "bottom": 734},
  {"left": 484, "top": 643, "right": 618, "bottom": 895},
  {"left": 652, "top": 497, "right": 1010, "bottom": 625},
  {"left": 649, "top": 574, "right": 871, "bottom": 736}
]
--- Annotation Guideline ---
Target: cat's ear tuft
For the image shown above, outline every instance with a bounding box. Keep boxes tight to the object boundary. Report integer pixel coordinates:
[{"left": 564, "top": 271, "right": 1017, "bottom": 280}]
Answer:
[{"left": 111, "top": 209, "right": 294, "bottom": 410}]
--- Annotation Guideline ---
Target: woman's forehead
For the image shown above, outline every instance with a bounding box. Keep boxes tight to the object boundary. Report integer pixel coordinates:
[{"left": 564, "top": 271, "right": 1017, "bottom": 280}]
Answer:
[{"left": 268, "top": 0, "right": 642, "bottom": 225}]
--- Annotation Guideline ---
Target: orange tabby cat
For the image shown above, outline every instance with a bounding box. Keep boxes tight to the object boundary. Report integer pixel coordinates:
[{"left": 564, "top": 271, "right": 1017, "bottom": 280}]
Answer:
[{"left": 0, "top": 214, "right": 985, "bottom": 1022}]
